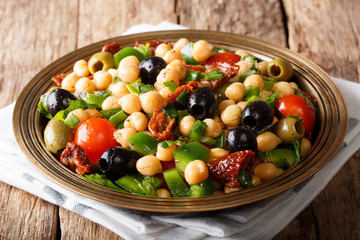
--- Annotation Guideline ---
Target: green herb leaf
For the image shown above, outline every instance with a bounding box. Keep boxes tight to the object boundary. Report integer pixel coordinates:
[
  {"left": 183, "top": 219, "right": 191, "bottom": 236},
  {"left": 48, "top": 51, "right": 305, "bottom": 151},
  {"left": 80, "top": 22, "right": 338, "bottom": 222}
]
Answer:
[{"left": 37, "top": 94, "right": 53, "bottom": 119}]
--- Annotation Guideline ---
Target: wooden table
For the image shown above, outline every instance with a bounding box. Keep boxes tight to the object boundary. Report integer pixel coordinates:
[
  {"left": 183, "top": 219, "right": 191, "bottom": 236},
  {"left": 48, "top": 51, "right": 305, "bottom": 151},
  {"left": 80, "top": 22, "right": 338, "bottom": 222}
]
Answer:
[{"left": 1, "top": 0, "right": 359, "bottom": 239}]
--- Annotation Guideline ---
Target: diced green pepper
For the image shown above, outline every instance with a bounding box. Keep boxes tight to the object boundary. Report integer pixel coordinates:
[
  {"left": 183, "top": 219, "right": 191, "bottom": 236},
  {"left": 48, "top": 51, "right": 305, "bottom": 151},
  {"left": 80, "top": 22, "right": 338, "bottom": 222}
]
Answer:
[
  {"left": 184, "top": 69, "right": 201, "bottom": 83},
  {"left": 200, "top": 136, "right": 216, "bottom": 146},
  {"left": 64, "top": 112, "right": 80, "bottom": 129},
  {"left": 114, "top": 47, "right": 145, "bottom": 68},
  {"left": 175, "top": 90, "right": 189, "bottom": 107},
  {"left": 115, "top": 174, "right": 145, "bottom": 195},
  {"left": 180, "top": 42, "right": 199, "bottom": 65},
  {"left": 258, "top": 149, "right": 297, "bottom": 169},
  {"left": 213, "top": 131, "right": 225, "bottom": 148},
  {"left": 163, "top": 81, "right": 178, "bottom": 92},
  {"left": 238, "top": 170, "right": 253, "bottom": 187},
  {"left": 127, "top": 132, "right": 159, "bottom": 156},
  {"left": 163, "top": 168, "right": 189, "bottom": 197},
  {"left": 189, "top": 179, "right": 215, "bottom": 197},
  {"left": 174, "top": 142, "right": 210, "bottom": 175},
  {"left": 83, "top": 174, "right": 126, "bottom": 192},
  {"left": 162, "top": 104, "right": 178, "bottom": 118},
  {"left": 188, "top": 120, "right": 207, "bottom": 141},
  {"left": 203, "top": 70, "right": 223, "bottom": 80},
  {"left": 108, "top": 109, "right": 128, "bottom": 126}
]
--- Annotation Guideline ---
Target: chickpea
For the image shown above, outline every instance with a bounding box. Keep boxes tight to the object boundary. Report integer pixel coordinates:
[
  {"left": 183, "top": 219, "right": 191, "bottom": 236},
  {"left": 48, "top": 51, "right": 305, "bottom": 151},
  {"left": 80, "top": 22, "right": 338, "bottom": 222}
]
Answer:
[
  {"left": 300, "top": 138, "right": 312, "bottom": 157},
  {"left": 259, "top": 90, "right": 272, "bottom": 101},
  {"left": 85, "top": 108, "right": 101, "bottom": 119},
  {"left": 273, "top": 81, "right": 295, "bottom": 99},
  {"left": 155, "top": 68, "right": 180, "bottom": 91},
  {"left": 192, "top": 40, "right": 213, "bottom": 62},
  {"left": 118, "top": 94, "right": 141, "bottom": 114},
  {"left": 156, "top": 144, "right": 177, "bottom": 162},
  {"left": 203, "top": 118, "right": 222, "bottom": 138},
  {"left": 256, "top": 131, "right": 281, "bottom": 152},
  {"left": 289, "top": 81, "right": 300, "bottom": 90},
  {"left": 173, "top": 38, "right": 189, "bottom": 51},
  {"left": 157, "top": 188, "right": 171, "bottom": 198},
  {"left": 93, "top": 70, "right": 113, "bottom": 90},
  {"left": 220, "top": 105, "right": 242, "bottom": 127},
  {"left": 218, "top": 100, "right": 235, "bottom": 113},
  {"left": 252, "top": 175, "right": 261, "bottom": 186},
  {"left": 62, "top": 72, "right": 81, "bottom": 92},
  {"left": 210, "top": 148, "right": 228, "bottom": 161},
  {"left": 119, "top": 56, "right": 139, "bottom": 68},
  {"left": 236, "top": 60, "right": 253, "bottom": 76},
  {"left": 118, "top": 64, "right": 140, "bottom": 83},
  {"left": 107, "top": 68, "right": 118, "bottom": 80},
  {"left": 111, "top": 81, "right": 130, "bottom": 98},
  {"left": 75, "top": 77, "right": 95, "bottom": 93},
  {"left": 124, "top": 112, "right": 148, "bottom": 132},
  {"left": 166, "top": 59, "right": 187, "bottom": 80},
  {"left": 69, "top": 109, "right": 88, "bottom": 124},
  {"left": 254, "top": 162, "right": 280, "bottom": 181},
  {"left": 179, "top": 116, "right": 196, "bottom": 136},
  {"left": 244, "top": 74, "right": 264, "bottom": 90},
  {"left": 102, "top": 96, "right": 121, "bottom": 110},
  {"left": 73, "top": 59, "right": 90, "bottom": 77},
  {"left": 158, "top": 87, "right": 172, "bottom": 99},
  {"left": 225, "top": 82, "right": 246, "bottom": 102},
  {"left": 155, "top": 43, "right": 172, "bottom": 58},
  {"left": 163, "top": 49, "right": 183, "bottom": 64},
  {"left": 213, "top": 115, "right": 225, "bottom": 129},
  {"left": 256, "top": 61, "right": 268, "bottom": 76},
  {"left": 139, "top": 91, "right": 164, "bottom": 114},
  {"left": 184, "top": 160, "right": 209, "bottom": 185},
  {"left": 136, "top": 155, "right": 162, "bottom": 176},
  {"left": 224, "top": 185, "right": 243, "bottom": 193},
  {"left": 236, "top": 101, "right": 247, "bottom": 111},
  {"left": 113, "top": 128, "right": 137, "bottom": 148}
]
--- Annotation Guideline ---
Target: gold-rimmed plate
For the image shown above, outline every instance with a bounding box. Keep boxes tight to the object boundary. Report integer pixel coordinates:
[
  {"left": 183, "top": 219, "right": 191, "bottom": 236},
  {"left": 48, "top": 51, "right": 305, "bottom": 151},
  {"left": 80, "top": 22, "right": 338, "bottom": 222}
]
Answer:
[{"left": 12, "top": 30, "right": 348, "bottom": 213}]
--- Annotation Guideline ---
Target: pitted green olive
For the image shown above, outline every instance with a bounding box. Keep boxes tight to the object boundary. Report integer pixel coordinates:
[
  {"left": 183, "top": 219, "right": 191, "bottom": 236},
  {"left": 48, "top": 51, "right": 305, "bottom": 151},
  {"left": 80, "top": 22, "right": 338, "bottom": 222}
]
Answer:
[
  {"left": 88, "top": 52, "right": 115, "bottom": 75},
  {"left": 267, "top": 58, "right": 294, "bottom": 81},
  {"left": 44, "top": 120, "right": 74, "bottom": 154},
  {"left": 273, "top": 117, "right": 305, "bottom": 145}
]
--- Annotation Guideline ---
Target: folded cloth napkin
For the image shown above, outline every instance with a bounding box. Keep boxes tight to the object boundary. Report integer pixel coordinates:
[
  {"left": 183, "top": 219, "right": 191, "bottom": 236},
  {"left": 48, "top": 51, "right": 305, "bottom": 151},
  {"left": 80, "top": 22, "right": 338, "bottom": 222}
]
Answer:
[{"left": 1, "top": 21, "right": 360, "bottom": 240}]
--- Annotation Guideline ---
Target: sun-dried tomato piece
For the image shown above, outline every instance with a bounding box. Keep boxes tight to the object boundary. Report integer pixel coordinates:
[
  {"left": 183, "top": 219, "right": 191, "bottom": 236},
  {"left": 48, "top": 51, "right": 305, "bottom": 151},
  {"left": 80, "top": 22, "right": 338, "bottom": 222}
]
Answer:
[
  {"left": 207, "top": 150, "right": 255, "bottom": 187},
  {"left": 102, "top": 42, "right": 121, "bottom": 55},
  {"left": 134, "top": 40, "right": 172, "bottom": 55},
  {"left": 60, "top": 142, "right": 91, "bottom": 175},
  {"left": 51, "top": 73, "right": 66, "bottom": 87}
]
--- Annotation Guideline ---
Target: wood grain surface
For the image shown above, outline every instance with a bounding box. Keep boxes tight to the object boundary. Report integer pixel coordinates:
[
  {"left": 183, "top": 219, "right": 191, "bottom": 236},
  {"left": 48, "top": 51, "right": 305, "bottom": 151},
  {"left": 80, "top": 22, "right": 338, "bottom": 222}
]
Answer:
[{"left": 0, "top": 0, "right": 359, "bottom": 239}]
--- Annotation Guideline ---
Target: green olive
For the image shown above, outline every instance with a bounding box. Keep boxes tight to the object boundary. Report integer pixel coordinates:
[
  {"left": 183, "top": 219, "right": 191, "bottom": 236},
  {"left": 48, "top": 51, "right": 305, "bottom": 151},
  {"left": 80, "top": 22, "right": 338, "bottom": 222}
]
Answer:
[
  {"left": 44, "top": 120, "right": 74, "bottom": 154},
  {"left": 267, "top": 58, "right": 294, "bottom": 81},
  {"left": 272, "top": 117, "right": 305, "bottom": 145},
  {"left": 88, "top": 52, "right": 115, "bottom": 75}
]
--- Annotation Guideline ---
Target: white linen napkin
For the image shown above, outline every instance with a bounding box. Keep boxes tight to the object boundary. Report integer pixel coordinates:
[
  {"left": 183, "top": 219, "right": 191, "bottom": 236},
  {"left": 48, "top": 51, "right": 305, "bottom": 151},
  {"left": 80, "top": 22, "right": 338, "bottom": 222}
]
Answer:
[{"left": 1, "top": 21, "right": 360, "bottom": 240}]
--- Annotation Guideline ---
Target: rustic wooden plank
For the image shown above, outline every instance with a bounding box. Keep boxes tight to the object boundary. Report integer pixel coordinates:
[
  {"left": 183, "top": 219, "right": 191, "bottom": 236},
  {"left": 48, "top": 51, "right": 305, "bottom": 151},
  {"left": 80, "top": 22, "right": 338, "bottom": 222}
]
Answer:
[
  {"left": 276, "top": 0, "right": 360, "bottom": 239},
  {"left": 177, "top": 0, "right": 287, "bottom": 46},
  {"left": 0, "top": 0, "right": 78, "bottom": 239}
]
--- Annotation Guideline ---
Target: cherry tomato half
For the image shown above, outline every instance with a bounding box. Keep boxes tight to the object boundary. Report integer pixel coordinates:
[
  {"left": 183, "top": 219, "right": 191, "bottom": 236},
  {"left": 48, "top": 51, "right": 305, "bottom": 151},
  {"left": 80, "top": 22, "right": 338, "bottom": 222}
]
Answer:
[
  {"left": 74, "top": 118, "right": 118, "bottom": 167},
  {"left": 276, "top": 95, "right": 315, "bottom": 134}
]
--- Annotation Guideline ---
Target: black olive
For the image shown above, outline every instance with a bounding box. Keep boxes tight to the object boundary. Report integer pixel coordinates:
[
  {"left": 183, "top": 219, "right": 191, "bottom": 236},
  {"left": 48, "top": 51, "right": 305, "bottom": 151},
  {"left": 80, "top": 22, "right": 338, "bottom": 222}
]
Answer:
[
  {"left": 187, "top": 87, "right": 216, "bottom": 120},
  {"left": 241, "top": 101, "right": 274, "bottom": 131},
  {"left": 226, "top": 126, "right": 257, "bottom": 153},
  {"left": 46, "top": 88, "right": 77, "bottom": 117},
  {"left": 99, "top": 147, "right": 140, "bottom": 181},
  {"left": 139, "top": 56, "right": 167, "bottom": 84}
]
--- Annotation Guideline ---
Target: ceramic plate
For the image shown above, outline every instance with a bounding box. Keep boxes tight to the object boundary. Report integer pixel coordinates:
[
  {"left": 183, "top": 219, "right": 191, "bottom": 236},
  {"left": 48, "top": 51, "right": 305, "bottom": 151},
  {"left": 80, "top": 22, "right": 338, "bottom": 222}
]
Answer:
[{"left": 13, "top": 30, "right": 348, "bottom": 213}]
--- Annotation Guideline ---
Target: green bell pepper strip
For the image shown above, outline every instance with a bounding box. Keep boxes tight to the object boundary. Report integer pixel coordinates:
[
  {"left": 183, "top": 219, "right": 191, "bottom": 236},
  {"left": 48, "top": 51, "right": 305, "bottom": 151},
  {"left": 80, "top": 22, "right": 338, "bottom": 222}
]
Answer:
[
  {"left": 100, "top": 108, "right": 122, "bottom": 119},
  {"left": 203, "top": 70, "right": 223, "bottom": 80},
  {"left": 177, "top": 109, "right": 189, "bottom": 122},
  {"left": 184, "top": 69, "right": 201, "bottom": 83},
  {"left": 64, "top": 112, "right": 80, "bottom": 129},
  {"left": 238, "top": 170, "right": 253, "bottom": 187},
  {"left": 135, "top": 42, "right": 151, "bottom": 58},
  {"left": 213, "top": 131, "right": 225, "bottom": 148},
  {"left": 175, "top": 90, "right": 189, "bottom": 107},
  {"left": 243, "top": 86, "right": 261, "bottom": 100},
  {"left": 115, "top": 174, "right": 146, "bottom": 195},
  {"left": 180, "top": 42, "right": 199, "bottom": 65},
  {"left": 257, "top": 149, "right": 298, "bottom": 170},
  {"left": 108, "top": 109, "right": 128, "bottom": 126},
  {"left": 114, "top": 47, "right": 145, "bottom": 68},
  {"left": 163, "top": 168, "right": 189, "bottom": 197},
  {"left": 200, "top": 136, "right": 216, "bottom": 146},
  {"left": 127, "top": 132, "right": 159, "bottom": 156},
  {"left": 174, "top": 142, "right": 210, "bottom": 175},
  {"left": 162, "top": 104, "right": 178, "bottom": 118},
  {"left": 189, "top": 179, "right": 216, "bottom": 197},
  {"left": 188, "top": 120, "right": 207, "bottom": 141},
  {"left": 83, "top": 174, "right": 126, "bottom": 192},
  {"left": 138, "top": 176, "right": 163, "bottom": 197}
]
